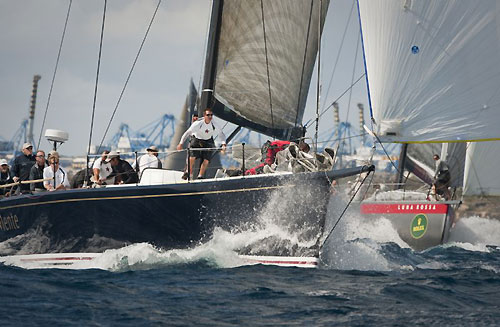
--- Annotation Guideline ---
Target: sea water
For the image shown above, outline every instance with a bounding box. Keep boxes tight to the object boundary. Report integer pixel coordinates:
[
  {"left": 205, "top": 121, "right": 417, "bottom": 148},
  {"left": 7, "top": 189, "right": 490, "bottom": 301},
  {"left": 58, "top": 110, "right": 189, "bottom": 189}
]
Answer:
[{"left": 1, "top": 207, "right": 499, "bottom": 326}]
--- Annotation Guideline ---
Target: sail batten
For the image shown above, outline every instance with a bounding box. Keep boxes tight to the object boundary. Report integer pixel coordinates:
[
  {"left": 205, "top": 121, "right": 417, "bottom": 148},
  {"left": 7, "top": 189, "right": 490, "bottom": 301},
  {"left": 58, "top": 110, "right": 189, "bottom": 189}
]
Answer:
[
  {"left": 211, "top": 0, "right": 329, "bottom": 139},
  {"left": 358, "top": 0, "right": 500, "bottom": 143}
]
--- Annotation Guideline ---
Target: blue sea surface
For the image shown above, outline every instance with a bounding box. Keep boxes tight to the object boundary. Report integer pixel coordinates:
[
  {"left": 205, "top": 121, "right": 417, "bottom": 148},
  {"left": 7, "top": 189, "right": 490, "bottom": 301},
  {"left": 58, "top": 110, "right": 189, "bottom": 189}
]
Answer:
[{"left": 1, "top": 216, "right": 499, "bottom": 326}]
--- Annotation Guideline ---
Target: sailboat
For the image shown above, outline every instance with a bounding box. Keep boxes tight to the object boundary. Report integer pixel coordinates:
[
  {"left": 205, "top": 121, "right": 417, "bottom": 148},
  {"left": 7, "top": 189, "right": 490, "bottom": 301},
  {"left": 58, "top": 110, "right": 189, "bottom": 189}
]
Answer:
[
  {"left": 0, "top": 0, "right": 373, "bottom": 268},
  {"left": 357, "top": 0, "right": 500, "bottom": 250}
]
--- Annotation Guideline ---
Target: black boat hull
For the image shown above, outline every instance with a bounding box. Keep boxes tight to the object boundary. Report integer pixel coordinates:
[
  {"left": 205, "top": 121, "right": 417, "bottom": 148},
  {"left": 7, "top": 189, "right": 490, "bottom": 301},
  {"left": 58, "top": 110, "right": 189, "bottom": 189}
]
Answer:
[
  {"left": 0, "top": 168, "right": 365, "bottom": 256},
  {"left": 1, "top": 166, "right": 374, "bottom": 256}
]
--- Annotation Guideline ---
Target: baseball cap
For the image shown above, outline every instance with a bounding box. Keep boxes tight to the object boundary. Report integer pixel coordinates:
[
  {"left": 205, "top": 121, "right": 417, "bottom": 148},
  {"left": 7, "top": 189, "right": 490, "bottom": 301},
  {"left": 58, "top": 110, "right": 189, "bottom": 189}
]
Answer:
[
  {"left": 22, "top": 142, "right": 33, "bottom": 149},
  {"left": 147, "top": 145, "right": 158, "bottom": 152},
  {"left": 106, "top": 151, "right": 120, "bottom": 161}
]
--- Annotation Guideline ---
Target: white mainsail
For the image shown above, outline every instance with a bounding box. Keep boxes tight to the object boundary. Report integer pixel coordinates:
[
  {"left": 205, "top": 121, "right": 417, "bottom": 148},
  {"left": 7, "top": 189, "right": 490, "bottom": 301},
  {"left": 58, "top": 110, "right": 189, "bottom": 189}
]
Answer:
[
  {"left": 463, "top": 142, "right": 500, "bottom": 196},
  {"left": 358, "top": 0, "right": 500, "bottom": 143}
]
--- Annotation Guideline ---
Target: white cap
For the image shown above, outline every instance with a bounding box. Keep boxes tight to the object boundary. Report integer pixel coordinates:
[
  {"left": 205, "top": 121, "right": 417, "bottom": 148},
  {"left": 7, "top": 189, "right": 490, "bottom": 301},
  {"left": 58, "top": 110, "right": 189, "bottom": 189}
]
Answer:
[
  {"left": 22, "top": 142, "right": 33, "bottom": 149},
  {"left": 0, "top": 159, "right": 8, "bottom": 166},
  {"left": 106, "top": 151, "right": 120, "bottom": 162}
]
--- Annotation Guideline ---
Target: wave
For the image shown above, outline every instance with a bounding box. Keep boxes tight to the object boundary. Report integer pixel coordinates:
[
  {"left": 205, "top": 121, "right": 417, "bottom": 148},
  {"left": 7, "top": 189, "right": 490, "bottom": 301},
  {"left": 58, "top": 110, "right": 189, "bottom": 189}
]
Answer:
[
  {"left": 447, "top": 216, "right": 500, "bottom": 250},
  {"left": 3, "top": 193, "right": 499, "bottom": 272},
  {"left": 319, "top": 197, "right": 500, "bottom": 271}
]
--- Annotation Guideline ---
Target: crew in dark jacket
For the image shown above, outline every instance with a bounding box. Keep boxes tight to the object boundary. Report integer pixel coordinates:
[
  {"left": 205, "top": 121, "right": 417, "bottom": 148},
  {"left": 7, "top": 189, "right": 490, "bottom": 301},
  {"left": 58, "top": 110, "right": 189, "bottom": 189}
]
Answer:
[
  {"left": 106, "top": 151, "right": 138, "bottom": 184},
  {"left": 29, "top": 150, "right": 47, "bottom": 192},
  {"left": 11, "top": 142, "right": 36, "bottom": 193},
  {"left": 0, "top": 159, "right": 14, "bottom": 197}
]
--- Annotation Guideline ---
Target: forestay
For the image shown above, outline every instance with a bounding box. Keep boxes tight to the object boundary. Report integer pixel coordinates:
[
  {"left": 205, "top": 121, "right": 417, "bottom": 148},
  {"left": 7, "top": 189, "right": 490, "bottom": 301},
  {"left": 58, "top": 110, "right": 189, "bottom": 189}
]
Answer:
[
  {"left": 212, "top": 0, "right": 329, "bottom": 139},
  {"left": 358, "top": 0, "right": 500, "bottom": 143}
]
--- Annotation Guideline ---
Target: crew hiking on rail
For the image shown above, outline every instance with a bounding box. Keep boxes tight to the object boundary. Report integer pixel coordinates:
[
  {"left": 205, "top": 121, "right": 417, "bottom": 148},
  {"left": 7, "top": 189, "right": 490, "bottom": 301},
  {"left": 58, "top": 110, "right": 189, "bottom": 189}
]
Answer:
[{"left": 177, "top": 108, "right": 226, "bottom": 180}]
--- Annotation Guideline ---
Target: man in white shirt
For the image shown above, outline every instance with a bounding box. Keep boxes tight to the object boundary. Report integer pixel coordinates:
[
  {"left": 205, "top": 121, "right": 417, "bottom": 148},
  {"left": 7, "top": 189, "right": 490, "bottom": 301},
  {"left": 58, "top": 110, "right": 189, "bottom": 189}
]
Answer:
[
  {"left": 177, "top": 108, "right": 226, "bottom": 179},
  {"left": 92, "top": 150, "right": 114, "bottom": 186},
  {"left": 92, "top": 150, "right": 115, "bottom": 185},
  {"left": 135, "top": 145, "right": 162, "bottom": 176},
  {"left": 43, "top": 152, "right": 70, "bottom": 191}
]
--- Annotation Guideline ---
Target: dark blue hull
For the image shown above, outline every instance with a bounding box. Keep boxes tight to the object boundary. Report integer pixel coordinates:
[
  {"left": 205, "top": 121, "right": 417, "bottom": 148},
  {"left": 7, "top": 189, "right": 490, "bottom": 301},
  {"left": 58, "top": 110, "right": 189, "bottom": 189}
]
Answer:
[{"left": 0, "top": 166, "right": 373, "bottom": 256}]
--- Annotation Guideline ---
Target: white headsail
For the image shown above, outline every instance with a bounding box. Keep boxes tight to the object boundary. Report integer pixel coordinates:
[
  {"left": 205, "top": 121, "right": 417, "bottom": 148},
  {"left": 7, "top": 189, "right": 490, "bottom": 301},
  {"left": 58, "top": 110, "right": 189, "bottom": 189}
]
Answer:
[
  {"left": 358, "top": 0, "right": 500, "bottom": 143},
  {"left": 463, "top": 142, "right": 500, "bottom": 196}
]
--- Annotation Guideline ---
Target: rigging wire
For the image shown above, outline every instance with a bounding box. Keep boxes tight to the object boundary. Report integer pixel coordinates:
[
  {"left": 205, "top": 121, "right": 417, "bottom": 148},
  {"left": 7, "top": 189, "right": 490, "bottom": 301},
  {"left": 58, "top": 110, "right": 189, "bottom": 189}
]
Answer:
[
  {"left": 84, "top": 0, "right": 107, "bottom": 185},
  {"left": 337, "top": 27, "right": 361, "bottom": 157},
  {"left": 293, "top": 0, "right": 315, "bottom": 128},
  {"left": 36, "top": 0, "right": 73, "bottom": 149},
  {"left": 368, "top": 128, "right": 401, "bottom": 175},
  {"left": 95, "top": 0, "right": 162, "bottom": 156},
  {"left": 260, "top": 0, "right": 275, "bottom": 131},
  {"left": 305, "top": 73, "right": 365, "bottom": 127},
  {"left": 319, "top": 168, "right": 373, "bottom": 253},
  {"left": 321, "top": 0, "right": 355, "bottom": 111}
]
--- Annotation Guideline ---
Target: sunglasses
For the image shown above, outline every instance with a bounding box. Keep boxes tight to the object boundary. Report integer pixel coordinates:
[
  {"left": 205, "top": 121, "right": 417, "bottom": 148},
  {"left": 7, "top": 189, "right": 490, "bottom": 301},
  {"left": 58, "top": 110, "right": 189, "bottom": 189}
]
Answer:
[
  {"left": 51, "top": 161, "right": 59, "bottom": 164},
  {"left": 205, "top": 114, "right": 213, "bottom": 117}
]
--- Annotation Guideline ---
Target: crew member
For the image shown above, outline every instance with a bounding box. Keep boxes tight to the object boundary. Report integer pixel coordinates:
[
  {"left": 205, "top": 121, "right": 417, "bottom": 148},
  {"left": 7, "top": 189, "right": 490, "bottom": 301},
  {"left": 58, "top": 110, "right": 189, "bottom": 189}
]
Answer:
[
  {"left": 244, "top": 140, "right": 311, "bottom": 175},
  {"left": 177, "top": 108, "right": 226, "bottom": 179},
  {"left": 11, "top": 142, "right": 36, "bottom": 193},
  {"left": 106, "top": 151, "right": 138, "bottom": 184},
  {"left": 0, "top": 159, "right": 13, "bottom": 197},
  {"left": 43, "top": 152, "right": 70, "bottom": 191},
  {"left": 432, "top": 154, "right": 451, "bottom": 200},
  {"left": 92, "top": 150, "right": 114, "bottom": 186},
  {"left": 135, "top": 145, "right": 162, "bottom": 175},
  {"left": 29, "top": 150, "right": 47, "bottom": 193}
]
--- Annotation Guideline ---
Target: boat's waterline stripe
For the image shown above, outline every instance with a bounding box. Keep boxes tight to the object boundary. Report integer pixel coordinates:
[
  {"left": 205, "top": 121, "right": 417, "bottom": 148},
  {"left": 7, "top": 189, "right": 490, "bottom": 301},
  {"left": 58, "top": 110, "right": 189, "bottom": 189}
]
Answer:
[{"left": 0, "top": 184, "right": 294, "bottom": 210}]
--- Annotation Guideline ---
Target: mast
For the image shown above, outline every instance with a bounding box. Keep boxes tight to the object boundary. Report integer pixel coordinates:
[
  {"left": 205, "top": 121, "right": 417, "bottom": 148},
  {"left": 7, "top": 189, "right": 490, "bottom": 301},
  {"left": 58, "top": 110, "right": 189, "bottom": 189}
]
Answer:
[
  {"left": 396, "top": 143, "right": 408, "bottom": 190},
  {"left": 27, "top": 75, "right": 42, "bottom": 145},
  {"left": 200, "top": 0, "right": 224, "bottom": 114},
  {"left": 314, "top": 0, "right": 322, "bottom": 153}
]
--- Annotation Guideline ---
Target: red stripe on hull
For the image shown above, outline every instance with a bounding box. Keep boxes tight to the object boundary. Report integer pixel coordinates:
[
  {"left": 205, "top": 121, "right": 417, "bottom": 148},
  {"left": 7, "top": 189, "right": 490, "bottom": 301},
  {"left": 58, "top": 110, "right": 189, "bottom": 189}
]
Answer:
[
  {"left": 248, "top": 260, "right": 318, "bottom": 266},
  {"left": 361, "top": 203, "right": 448, "bottom": 214},
  {"left": 20, "top": 257, "right": 95, "bottom": 262}
]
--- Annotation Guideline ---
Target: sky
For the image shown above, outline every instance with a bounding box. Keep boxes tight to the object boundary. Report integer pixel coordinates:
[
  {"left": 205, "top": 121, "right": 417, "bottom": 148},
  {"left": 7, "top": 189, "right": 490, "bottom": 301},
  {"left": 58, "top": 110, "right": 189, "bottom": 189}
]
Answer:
[{"left": 0, "top": 0, "right": 368, "bottom": 156}]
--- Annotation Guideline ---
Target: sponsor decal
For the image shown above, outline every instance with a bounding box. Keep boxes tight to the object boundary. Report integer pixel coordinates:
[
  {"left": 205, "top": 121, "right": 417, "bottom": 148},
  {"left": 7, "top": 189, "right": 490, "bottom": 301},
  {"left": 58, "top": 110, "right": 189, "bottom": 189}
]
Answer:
[
  {"left": 361, "top": 203, "right": 448, "bottom": 214},
  {"left": 411, "top": 214, "right": 428, "bottom": 239},
  {"left": 0, "top": 214, "right": 20, "bottom": 231}
]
